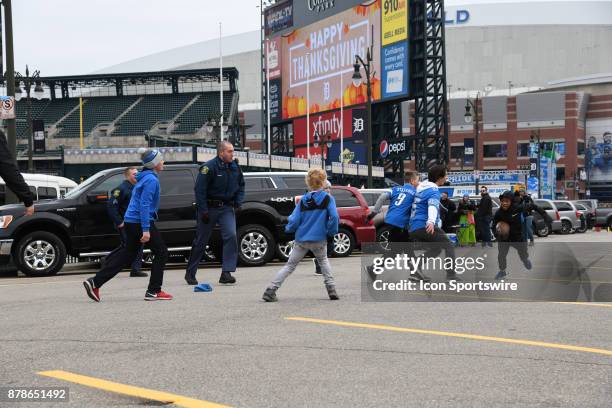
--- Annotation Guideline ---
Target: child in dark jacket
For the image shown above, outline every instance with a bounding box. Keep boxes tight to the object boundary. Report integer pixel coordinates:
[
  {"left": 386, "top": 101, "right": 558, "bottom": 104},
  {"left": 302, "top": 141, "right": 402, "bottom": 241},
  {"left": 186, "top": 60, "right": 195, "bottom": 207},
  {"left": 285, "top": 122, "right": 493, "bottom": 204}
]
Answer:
[
  {"left": 493, "top": 191, "right": 532, "bottom": 280},
  {"left": 263, "top": 169, "right": 340, "bottom": 302}
]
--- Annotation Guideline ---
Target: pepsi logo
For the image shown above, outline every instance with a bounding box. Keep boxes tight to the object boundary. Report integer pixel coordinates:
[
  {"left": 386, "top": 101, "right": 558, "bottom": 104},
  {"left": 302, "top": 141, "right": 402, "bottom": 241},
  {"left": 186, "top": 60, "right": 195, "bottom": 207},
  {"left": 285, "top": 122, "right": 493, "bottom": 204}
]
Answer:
[{"left": 380, "top": 140, "right": 389, "bottom": 158}]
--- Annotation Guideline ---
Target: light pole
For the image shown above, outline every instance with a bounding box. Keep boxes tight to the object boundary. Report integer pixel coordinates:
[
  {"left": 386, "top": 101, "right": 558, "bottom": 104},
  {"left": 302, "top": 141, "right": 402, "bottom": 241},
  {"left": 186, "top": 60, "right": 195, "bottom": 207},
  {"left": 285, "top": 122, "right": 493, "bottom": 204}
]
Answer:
[
  {"left": 352, "top": 48, "right": 373, "bottom": 188},
  {"left": 15, "top": 66, "right": 44, "bottom": 171},
  {"left": 464, "top": 93, "right": 480, "bottom": 194},
  {"left": 530, "top": 129, "right": 542, "bottom": 198}
]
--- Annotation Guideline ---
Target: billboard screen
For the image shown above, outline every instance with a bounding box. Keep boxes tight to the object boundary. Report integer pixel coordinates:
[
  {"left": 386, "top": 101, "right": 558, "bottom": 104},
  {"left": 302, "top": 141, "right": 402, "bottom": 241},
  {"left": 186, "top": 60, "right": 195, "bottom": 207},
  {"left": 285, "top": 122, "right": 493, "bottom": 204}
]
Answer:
[
  {"left": 586, "top": 119, "right": 612, "bottom": 183},
  {"left": 292, "top": 105, "right": 367, "bottom": 162},
  {"left": 265, "top": 0, "right": 410, "bottom": 124}
]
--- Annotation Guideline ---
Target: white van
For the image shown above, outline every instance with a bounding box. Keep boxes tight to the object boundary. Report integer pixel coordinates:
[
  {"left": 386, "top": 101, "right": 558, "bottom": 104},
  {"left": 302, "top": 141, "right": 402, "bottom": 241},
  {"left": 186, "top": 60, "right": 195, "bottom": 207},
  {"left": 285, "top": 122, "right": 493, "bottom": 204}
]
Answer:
[{"left": 0, "top": 173, "right": 77, "bottom": 205}]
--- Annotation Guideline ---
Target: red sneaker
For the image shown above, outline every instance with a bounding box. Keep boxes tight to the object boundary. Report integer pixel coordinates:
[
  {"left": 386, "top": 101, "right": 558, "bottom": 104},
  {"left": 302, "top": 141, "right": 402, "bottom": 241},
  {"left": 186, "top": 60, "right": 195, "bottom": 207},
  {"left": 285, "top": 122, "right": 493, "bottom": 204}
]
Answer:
[
  {"left": 83, "top": 278, "right": 100, "bottom": 302},
  {"left": 144, "top": 290, "right": 173, "bottom": 301}
]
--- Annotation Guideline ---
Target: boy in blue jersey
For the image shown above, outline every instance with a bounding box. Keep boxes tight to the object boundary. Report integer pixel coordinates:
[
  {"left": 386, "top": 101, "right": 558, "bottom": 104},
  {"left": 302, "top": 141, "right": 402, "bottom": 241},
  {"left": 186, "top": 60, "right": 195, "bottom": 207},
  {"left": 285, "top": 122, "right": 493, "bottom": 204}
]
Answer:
[
  {"left": 263, "top": 169, "right": 340, "bottom": 302},
  {"left": 409, "top": 165, "right": 461, "bottom": 282},
  {"left": 367, "top": 171, "right": 420, "bottom": 243},
  {"left": 364, "top": 172, "right": 419, "bottom": 283}
]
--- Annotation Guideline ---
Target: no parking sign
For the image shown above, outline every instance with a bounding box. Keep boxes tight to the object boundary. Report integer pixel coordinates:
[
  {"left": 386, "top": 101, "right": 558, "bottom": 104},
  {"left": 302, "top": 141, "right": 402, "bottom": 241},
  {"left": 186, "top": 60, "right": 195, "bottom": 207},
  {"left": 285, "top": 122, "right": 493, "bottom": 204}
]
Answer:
[{"left": 0, "top": 96, "right": 16, "bottom": 119}]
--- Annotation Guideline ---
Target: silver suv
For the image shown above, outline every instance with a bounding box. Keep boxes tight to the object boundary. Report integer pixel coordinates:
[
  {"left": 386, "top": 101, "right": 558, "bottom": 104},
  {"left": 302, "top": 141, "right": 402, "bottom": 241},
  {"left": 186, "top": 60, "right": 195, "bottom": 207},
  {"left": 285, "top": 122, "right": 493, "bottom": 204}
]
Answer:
[
  {"left": 534, "top": 199, "right": 563, "bottom": 234},
  {"left": 553, "top": 200, "right": 583, "bottom": 234}
]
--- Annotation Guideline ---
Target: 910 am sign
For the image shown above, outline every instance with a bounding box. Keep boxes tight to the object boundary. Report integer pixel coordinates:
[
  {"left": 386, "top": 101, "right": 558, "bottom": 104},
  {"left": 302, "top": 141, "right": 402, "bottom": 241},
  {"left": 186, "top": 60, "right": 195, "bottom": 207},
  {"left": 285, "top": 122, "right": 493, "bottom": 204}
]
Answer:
[
  {"left": 382, "top": 0, "right": 408, "bottom": 46},
  {"left": 0, "top": 96, "right": 16, "bottom": 119}
]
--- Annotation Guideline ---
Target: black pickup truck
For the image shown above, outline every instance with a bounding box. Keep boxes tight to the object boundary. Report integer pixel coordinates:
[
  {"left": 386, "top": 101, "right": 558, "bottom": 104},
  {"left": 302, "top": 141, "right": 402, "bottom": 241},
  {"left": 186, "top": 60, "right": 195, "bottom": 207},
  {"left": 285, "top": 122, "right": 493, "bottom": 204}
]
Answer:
[{"left": 0, "top": 166, "right": 311, "bottom": 276}]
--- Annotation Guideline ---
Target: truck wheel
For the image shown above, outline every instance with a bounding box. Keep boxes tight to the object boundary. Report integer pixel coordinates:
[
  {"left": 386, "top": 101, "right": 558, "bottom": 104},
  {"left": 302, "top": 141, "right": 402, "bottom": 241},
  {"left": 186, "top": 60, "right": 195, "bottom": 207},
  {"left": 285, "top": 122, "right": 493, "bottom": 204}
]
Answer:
[
  {"left": 275, "top": 241, "right": 294, "bottom": 262},
  {"left": 14, "top": 231, "right": 66, "bottom": 277},
  {"left": 238, "top": 224, "right": 276, "bottom": 266},
  {"left": 331, "top": 227, "right": 355, "bottom": 257}
]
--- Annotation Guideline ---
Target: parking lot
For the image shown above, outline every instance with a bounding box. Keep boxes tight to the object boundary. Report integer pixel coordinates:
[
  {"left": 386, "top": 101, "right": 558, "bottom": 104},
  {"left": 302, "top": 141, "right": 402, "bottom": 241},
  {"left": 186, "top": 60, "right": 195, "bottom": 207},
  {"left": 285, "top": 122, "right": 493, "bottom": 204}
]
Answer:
[{"left": 1, "top": 230, "right": 611, "bottom": 407}]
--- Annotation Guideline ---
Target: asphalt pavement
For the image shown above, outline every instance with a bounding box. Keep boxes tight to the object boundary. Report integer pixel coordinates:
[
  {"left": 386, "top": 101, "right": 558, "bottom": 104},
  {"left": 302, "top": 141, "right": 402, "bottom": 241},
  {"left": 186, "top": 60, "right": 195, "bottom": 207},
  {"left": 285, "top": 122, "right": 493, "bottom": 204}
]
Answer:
[{"left": 0, "top": 230, "right": 611, "bottom": 407}]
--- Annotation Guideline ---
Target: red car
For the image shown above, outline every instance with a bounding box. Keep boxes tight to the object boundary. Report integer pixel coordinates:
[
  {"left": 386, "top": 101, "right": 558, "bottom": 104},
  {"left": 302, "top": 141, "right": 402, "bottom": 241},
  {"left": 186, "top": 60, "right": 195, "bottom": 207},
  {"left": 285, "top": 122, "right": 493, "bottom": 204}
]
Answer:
[{"left": 276, "top": 185, "right": 377, "bottom": 260}]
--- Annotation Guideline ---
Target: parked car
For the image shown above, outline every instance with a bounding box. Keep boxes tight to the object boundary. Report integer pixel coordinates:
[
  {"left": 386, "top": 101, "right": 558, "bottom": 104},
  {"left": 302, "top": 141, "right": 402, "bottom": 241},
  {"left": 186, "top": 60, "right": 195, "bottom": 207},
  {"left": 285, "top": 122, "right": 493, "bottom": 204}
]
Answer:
[
  {"left": 0, "top": 173, "right": 77, "bottom": 205},
  {"left": 573, "top": 200, "right": 597, "bottom": 229},
  {"left": 552, "top": 200, "right": 583, "bottom": 234},
  {"left": 534, "top": 199, "right": 564, "bottom": 234},
  {"left": 573, "top": 203, "right": 592, "bottom": 232},
  {"left": 592, "top": 202, "right": 612, "bottom": 228},
  {"left": 277, "top": 186, "right": 377, "bottom": 261},
  {"left": 0, "top": 167, "right": 320, "bottom": 276},
  {"left": 358, "top": 188, "right": 391, "bottom": 242}
]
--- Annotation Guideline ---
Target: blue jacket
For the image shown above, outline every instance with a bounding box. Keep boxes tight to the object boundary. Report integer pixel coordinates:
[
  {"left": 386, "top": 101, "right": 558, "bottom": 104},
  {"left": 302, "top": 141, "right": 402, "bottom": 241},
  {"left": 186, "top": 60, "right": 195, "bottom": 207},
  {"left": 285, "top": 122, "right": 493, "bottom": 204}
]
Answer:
[
  {"left": 107, "top": 180, "right": 134, "bottom": 227},
  {"left": 124, "top": 169, "right": 160, "bottom": 232},
  {"left": 286, "top": 190, "right": 339, "bottom": 242},
  {"left": 195, "top": 157, "right": 245, "bottom": 212}
]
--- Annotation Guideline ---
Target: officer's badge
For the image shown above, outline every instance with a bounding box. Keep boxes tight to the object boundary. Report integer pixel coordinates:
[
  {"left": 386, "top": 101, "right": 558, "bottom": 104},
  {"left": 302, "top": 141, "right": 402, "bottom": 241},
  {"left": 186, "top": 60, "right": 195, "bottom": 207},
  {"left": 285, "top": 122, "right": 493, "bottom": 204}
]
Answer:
[
  {"left": 200, "top": 166, "right": 209, "bottom": 174},
  {"left": 113, "top": 189, "right": 121, "bottom": 198}
]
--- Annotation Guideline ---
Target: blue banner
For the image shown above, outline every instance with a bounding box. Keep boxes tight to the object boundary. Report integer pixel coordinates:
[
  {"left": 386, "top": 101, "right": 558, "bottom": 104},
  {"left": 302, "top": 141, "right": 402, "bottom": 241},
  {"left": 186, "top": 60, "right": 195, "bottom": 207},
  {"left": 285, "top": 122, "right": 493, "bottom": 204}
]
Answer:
[
  {"left": 446, "top": 173, "right": 521, "bottom": 185},
  {"left": 463, "top": 138, "right": 474, "bottom": 167},
  {"left": 381, "top": 42, "right": 409, "bottom": 99}
]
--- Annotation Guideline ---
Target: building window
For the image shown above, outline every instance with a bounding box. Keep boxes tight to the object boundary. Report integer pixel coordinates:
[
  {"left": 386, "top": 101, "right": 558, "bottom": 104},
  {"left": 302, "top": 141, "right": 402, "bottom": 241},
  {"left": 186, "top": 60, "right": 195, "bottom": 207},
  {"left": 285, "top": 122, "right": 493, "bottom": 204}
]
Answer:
[
  {"left": 556, "top": 167, "right": 566, "bottom": 181},
  {"left": 483, "top": 144, "right": 507, "bottom": 158},
  {"left": 577, "top": 142, "right": 585, "bottom": 156},
  {"left": 517, "top": 143, "right": 530, "bottom": 157},
  {"left": 555, "top": 142, "right": 566, "bottom": 157},
  {"left": 450, "top": 146, "right": 464, "bottom": 159}
]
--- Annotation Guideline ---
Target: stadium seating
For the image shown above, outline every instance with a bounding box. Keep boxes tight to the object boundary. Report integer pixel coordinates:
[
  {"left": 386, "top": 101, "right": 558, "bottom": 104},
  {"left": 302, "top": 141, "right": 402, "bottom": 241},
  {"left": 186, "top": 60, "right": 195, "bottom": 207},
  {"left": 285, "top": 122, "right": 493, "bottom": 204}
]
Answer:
[
  {"left": 55, "top": 96, "right": 139, "bottom": 138},
  {"left": 113, "top": 93, "right": 195, "bottom": 136},
  {"left": 16, "top": 98, "right": 80, "bottom": 139},
  {"left": 172, "top": 91, "right": 233, "bottom": 135},
  {"left": 12, "top": 90, "right": 237, "bottom": 140}
]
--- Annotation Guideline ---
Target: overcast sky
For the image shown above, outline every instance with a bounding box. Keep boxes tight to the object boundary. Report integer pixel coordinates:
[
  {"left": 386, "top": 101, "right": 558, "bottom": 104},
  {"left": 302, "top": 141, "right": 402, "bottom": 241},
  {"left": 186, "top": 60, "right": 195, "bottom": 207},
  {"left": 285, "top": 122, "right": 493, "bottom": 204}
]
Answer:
[{"left": 10, "top": 0, "right": 608, "bottom": 76}]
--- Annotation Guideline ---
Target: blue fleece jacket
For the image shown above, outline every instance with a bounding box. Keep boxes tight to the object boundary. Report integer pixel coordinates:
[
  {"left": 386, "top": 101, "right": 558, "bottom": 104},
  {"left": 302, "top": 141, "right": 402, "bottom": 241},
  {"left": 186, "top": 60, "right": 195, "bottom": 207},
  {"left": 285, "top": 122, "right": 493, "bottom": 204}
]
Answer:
[
  {"left": 124, "top": 169, "right": 160, "bottom": 232},
  {"left": 286, "top": 189, "right": 339, "bottom": 242}
]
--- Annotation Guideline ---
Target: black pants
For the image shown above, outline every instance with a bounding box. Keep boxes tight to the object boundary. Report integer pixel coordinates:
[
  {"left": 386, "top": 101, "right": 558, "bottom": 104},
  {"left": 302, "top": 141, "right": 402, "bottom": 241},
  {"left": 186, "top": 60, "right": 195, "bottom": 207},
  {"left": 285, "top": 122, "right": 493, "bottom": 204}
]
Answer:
[
  {"left": 410, "top": 227, "right": 456, "bottom": 271},
  {"left": 388, "top": 225, "right": 410, "bottom": 243},
  {"left": 476, "top": 216, "right": 492, "bottom": 244},
  {"left": 497, "top": 241, "right": 529, "bottom": 271},
  {"left": 93, "top": 223, "right": 167, "bottom": 293}
]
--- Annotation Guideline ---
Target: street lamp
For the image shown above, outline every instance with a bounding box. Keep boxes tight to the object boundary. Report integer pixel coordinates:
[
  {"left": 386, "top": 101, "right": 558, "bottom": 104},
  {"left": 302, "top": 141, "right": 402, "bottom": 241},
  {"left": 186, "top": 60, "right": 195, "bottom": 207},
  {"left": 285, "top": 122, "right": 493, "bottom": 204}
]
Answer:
[
  {"left": 530, "top": 129, "right": 542, "bottom": 198},
  {"left": 352, "top": 46, "right": 373, "bottom": 188},
  {"left": 15, "top": 65, "right": 43, "bottom": 172},
  {"left": 464, "top": 93, "right": 480, "bottom": 194}
]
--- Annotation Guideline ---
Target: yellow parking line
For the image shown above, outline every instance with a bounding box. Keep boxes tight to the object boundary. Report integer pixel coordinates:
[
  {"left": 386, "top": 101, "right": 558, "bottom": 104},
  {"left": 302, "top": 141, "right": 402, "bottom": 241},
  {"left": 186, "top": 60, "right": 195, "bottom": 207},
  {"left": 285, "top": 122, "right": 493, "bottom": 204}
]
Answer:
[
  {"left": 286, "top": 317, "right": 612, "bottom": 357},
  {"left": 37, "top": 370, "right": 231, "bottom": 408},
  {"left": 553, "top": 301, "right": 612, "bottom": 308}
]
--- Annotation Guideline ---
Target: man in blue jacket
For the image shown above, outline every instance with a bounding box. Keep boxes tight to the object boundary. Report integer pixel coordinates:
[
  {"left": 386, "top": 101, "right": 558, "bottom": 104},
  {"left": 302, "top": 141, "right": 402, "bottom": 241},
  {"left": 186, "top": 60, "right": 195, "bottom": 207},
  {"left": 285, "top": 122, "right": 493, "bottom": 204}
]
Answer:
[
  {"left": 262, "top": 168, "right": 339, "bottom": 302},
  {"left": 84, "top": 149, "right": 172, "bottom": 302},
  {"left": 185, "top": 141, "right": 245, "bottom": 286},
  {"left": 105, "top": 167, "right": 147, "bottom": 277}
]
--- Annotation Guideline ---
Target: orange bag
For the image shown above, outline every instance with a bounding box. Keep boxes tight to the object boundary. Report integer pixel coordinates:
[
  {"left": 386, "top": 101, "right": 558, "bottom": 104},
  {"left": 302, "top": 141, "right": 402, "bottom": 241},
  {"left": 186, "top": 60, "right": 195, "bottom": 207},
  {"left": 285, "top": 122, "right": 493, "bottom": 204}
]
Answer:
[{"left": 467, "top": 211, "right": 475, "bottom": 225}]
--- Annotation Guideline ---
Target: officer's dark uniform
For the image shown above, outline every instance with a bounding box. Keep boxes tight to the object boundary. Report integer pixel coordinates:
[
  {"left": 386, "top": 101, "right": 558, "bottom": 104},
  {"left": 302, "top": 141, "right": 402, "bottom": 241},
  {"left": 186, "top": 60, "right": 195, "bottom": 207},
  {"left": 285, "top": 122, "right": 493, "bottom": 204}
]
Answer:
[
  {"left": 106, "top": 179, "right": 143, "bottom": 274},
  {"left": 185, "top": 156, "right": 245, "bottom": 284},
  {"left": 0, "top": 130, "right": 34, "bottom": 207}
]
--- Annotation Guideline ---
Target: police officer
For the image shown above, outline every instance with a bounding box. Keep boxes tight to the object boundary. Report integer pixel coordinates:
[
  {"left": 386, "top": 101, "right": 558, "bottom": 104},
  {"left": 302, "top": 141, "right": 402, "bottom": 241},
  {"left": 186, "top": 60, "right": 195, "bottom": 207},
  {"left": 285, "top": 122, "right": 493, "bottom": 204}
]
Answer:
[
  {"left": 185, "top": 141, "right": 245, "bottom": 286},
  {"left": 0, "top": 130, "right": 34, "bottom": 215},
  {"left": 106, "top": 167, "right": 147, "bottom": 277}
]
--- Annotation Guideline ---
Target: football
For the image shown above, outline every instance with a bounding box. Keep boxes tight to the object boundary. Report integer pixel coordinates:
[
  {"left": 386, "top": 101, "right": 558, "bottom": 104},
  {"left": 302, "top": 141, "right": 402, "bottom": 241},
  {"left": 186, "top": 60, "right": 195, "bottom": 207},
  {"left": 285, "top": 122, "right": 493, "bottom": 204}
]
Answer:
[{"left": 496, "top": 221, "right": 510, "bottom": 240}]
